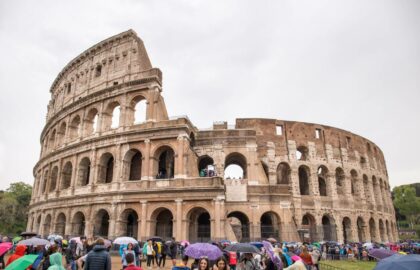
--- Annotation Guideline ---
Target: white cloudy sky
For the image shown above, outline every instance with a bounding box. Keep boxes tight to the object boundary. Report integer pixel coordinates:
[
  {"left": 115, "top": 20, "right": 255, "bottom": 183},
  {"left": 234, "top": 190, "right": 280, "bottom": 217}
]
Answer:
[{"left": 0, "top": 0, "right": 419, "bottom": 190}]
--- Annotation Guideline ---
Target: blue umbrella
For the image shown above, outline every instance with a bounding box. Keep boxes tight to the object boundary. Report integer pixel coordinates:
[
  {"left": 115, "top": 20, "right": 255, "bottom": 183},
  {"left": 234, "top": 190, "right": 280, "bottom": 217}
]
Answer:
[
  {"left": 185, "top": 243, "right": 223, "bottom": 260},
  {"left": 373, "top": 254, "right": 420, "bottom": 270}
]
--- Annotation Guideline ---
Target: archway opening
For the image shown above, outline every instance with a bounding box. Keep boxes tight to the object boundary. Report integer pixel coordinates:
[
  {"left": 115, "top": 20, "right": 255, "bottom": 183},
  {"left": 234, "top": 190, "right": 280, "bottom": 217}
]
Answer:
[
  {"left": 121, "top": 209, "right": 139, "bottom": 238},
  {"left": 55, "top": 213, "right": 66, "bottom": 236},
  {"left": 154, "top": 209, "right": 173, "bottom": 239},
  {"left": 342, "top": 217, "right": 352, "bottom": 244},
  {"left": 198, "top": 155, "right": 215, "bottom": 177},
  {"left": 72, "top": 212, "right": 86, "bottom": 236},
  {"left": 123, "top": 149, "right": 142, "bottom": 181},
  {"left": 156, "top": 147, "right": 175, "bottom": 179},
  {"left": 335, "top": 168, "right": 345, "bottom": 195},
  {"left": 317, "top": 166, "right": 328, "bottom": 196},
  {"left": 227, "top": 211, "right": 250, "bottom": 242},
  {"left": 61, "top": 162, "right": 72, "bottom": 189},
  {"left": 95, "top": 210, "right": 110, "bottom": 238},
  {"left": 49, "top": 166, "right": 58, "bottom": 192},
  {"left": 296, "top": 146, "right": 309, "bottom": 161},
  {"left": 357, "top": 217, "right": 365, "bottom": 242},
  {"left": 369, "top": 218, "right": 376, "bottom": 242},
  {"left": 260, "top": 212, "right": 281, "bottom": 240},
  {"left": 78, "top": 157, "right": 91, "bottom": 186},
  {"left": 276, "top": 162, "right": 290, "bottom": 184},
  {"left": 43, "top": 215, "right": 52, "bottom": 237},
  {"left": 322, "top": 215, "right": 336, "bottom": 241},
  {"left": 98, "top": 153, "right": 114, "bottom": 183},
  {"left": 299, "top": 166, "right": 310, "bottom": 195},
  {"left": 188, "top": 208, "right": 211, "bottom": 242},
  {"left": 224, "top": 153, "right": 247, "bottom": 179}
]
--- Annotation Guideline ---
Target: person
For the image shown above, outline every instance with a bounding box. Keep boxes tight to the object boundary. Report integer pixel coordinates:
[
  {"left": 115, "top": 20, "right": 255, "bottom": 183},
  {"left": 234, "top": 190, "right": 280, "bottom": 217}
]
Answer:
[
  {"left": 228, "top": 251, "right": 237, "bottom": 270},
  {"left": 0, "top": 236, "right": 9, "bottom": 269},
  {"left": 47, "top": 252, "right": 65, "bottom": 270},
  {"left": 84, "top": 238, "right": 111, "bottom": 270},
  {"left": 65, "top": 240, "right": 77, "bottom": 270},
  {"left": 262, "top": 257, "right": 276, "bottom": 270},
  {"left": 160, "top": 242, "right": 167, "bottom": 267},
  {"left": 191, "top": 259, "right": 200, "bottom": 270},
  {"left": 169, "top": 238, "right": 178, "bottom": 266},
  {"left": 146, "top": 240, "right": 155, "bottom": 269},
  {"left": 239, "top": 253, "right": 257, "bottom": 270},
  {"left": 311, "top": 247, "right": 320, "bottom": 270},
  {"left": 298, "top": 246, "right": 312, "bottom": 270},
  {"left": 6, "top": 244, "right": 27, "bottom": 266},
  {"left": 31, "top": 245, "right": 46, "bottom": 270},
  {"left": 214, "top": 257, "right": 228, "bottom": 270},
  {"left": 125, "top": 253, "right": 143, "bottom": 270},
  {"left": 123, "top": 243, "right": 137, "bottom": 269},
  {"left": 198, "top": 258, "right": 210, "bottom": 270},
  {"left": 154, "top": 241, "right": 161, "bottom": 267},
  {"left": 283, "top": 258, "right": 306, "bottom": 270}
]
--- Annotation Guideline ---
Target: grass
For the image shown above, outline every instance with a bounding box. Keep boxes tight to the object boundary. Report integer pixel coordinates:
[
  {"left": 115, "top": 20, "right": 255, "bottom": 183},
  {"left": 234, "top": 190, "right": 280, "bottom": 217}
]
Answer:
[{"left": 319, "top": 260, "right": 377, "bottom": 270}]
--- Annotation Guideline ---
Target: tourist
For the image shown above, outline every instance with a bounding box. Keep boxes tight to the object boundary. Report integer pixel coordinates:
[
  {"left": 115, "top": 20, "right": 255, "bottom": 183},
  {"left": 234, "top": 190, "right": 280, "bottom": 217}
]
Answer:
[
  {"left": 169, "top": 237, "right": 178, "bottom": 266},
  {"left": 191, "top": 258, "right": 200, "bottom": 270},
  {"left": 214, "top": 257, "right": 228, "bottom": 270},
  {"left": 239, "top": 253, "right": 258, "bottom": 270},
  {"left": 298, "top": 246, "right": 312, "bottom": 270},
  {"left": 146, "top": 240, "right": 155, "bottom": 269},
  {"left": 283, "top": 258, "right": 306, "bottom": 270},
  {"left": 84, "top": 238, "right": 111, "bottom": 270},
  {"left": 310, "top": 246, "right": 320, "bottom": 270},
  {"left": 125, "top": 253, "right": 143, "bottom": 270},
  {"left": 6, "top": 245, "right": 26, "bottom": 266},
  {"left": 228, "top": 251, "right": 237, "bottom": 270},
  {"left": 123, "top": 243, "right": 138, "bottom": 269},
  {"left": 160, "top": 241, "right": 168, "bottom": 267},
  {"left": 153, "top": 241, "right": 162, "bottom": 267},
  {"left": 65, "top": 240, "right": 77, "bottom": 270},
  {"left": 47, "top": 252, "right": 65, "bottom": 270},
  {"left": 198, "top": 258, "right": 210, "bottom": 270}
]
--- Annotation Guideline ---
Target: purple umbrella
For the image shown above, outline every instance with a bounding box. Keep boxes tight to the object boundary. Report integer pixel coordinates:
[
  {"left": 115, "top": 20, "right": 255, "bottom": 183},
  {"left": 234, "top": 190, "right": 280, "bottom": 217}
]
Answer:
[
  {"left": 185, "top": 243, "right": 223, "bottom": 260},
  {"left": 263, "top": 241, "right": 283, "bottom": 270},
  {"left": 369, "top": 248, "right": 396, "bottom": 260}
]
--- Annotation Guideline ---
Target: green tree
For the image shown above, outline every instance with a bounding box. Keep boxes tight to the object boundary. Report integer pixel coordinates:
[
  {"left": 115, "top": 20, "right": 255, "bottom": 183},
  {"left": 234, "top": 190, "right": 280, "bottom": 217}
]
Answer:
[
  {"left": 0, "top": 182, "right": 32, "bottom": 235},
  {"left": 393, "top": 185, "right": 420, "bottom": 229}
]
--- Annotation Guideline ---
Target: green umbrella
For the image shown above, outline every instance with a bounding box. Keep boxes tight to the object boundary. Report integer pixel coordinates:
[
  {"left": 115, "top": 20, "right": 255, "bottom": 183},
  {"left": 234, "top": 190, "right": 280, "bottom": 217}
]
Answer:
[
  {"left": 12, "top": 236, "right": 22, "bottom": 243},
  {"left": 5, "top": 254, "right": 38, "bottom": 270},
  {"left": 312, "top": 242, "right": 321, "bottom": 248}
]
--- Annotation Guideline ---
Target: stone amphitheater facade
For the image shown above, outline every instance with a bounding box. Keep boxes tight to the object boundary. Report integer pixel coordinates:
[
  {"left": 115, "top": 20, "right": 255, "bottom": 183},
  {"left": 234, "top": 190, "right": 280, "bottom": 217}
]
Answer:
[{"left": 27, "top": 29, "right": 397, "bottom": 243}]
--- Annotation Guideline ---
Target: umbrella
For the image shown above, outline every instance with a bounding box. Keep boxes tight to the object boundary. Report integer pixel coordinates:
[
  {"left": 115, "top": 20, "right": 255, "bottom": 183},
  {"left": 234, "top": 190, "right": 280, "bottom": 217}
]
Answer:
[
  {"left": 114, "top": 237, "right": 138, "bottom": 245},
  {"left": 0, "top": 242, "right": 13, "bottom": 256},
  {"left": 20, "top": 232, "right": 37, "bottom": 237},
  {"left": 267, "top": 238, "right": 277, "bottom": 243},
  {"left": 180, "top": 240, "right": 190, "bottom": 246},
  {"left": 250, "top": 242, "right": 263, "bottom": 249},
  {"left": 104, "top": 239, "right": 112, "bottom": 248},
  {"left": 363, "top": 242, "right": 374, "bottom": 249},
  {"left": 225, "top": 243, "right": 260, "bottom": 253},
  {"left": 18, "top": 237, "right": 50, "bottom": 246},
  {"left": 369, "top": 248, "right": 396, "bottom": 260},
  {"left": 5, "top": 254, "right": 39, "bottom": 270},
  {"left": 291, "top": 255, "right": 301, "bottom": 262},
  {"left": 47, "top": 234, "right": 63, "bottom": 241},
  {"left": 12, "top": 237, "right": 22, "bottom": 243},
  {"left": 70, "top": 237, "right": 82, "bottom": 244},
  {"left": 373, "top": 254, "right": 420, "bottom": 270},
  {"left": 185, "top": 243, "right": 223, "bottom": 260},
  {"left": 147, "top": 236, "right": 163, "bottom": 242},
  {"left": 262, "top": 241, "right": 282, "bottom": 270}
]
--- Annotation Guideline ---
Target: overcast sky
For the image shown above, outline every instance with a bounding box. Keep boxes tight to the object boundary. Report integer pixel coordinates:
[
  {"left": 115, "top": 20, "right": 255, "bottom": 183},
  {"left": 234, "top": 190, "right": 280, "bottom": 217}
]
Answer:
[{"left": 0, "top": 0, "right": 419, "bottom": 190}]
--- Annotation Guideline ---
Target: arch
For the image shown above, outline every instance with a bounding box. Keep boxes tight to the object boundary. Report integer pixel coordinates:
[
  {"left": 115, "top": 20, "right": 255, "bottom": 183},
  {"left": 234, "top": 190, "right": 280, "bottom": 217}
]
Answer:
[
  {"left": 98, "top": 153, "right": 114, "bottom": 183},
  {"left": 335, "top": 167, "right": 345, "bottom": 195},
  {"left": 49, "top": 129, "right": 56, "bottom": 150},
  {"left": 301, "top": 213, "right": 317, "bottom": 242},
  {"left": 43, "top": 214, "right": 52, "bottom": 237},
  {"left": 224, "top": 152, "right": 247, "bottom": 179},
  {"left": 78, "top": 157, "right": 91, "bottom": 186},
  {"left": 120, "top": 209, "right": 139, "bottom": 238},
  {"left": 57, "top": 122, "right": 67, "bottom": 146},
  {"left": 198, "top": 155, "right": 215, "bottom": 177},
  {"left": 150, "top": 208, "right": 173, "bottom": 239},
  {"left": 342, "top": 217, "right": 352, "bottom": 244},
  {"left": 72, "top": 211, "right": 86, "bottom": 236},
  {"left": 103, "top": 101, "right": 121, "bottom": 130},
  {"left": 42, "top": 170, "right": 49, "bottom": 194},
  {"left": 154, "top": 146, "right": 175, "bottom": 179},
  {"left": 276, "top": 162, "right": 291, "bottom": 184},
  {"left": 84, "top": 108, "right": 99, "bottom": 135},
  {"left": 260, "top": 211, "right": 281, "bottom": 240},
  {"left": 298, "top": 165, "right": 310, "bottom": 195},
  {"left": 317, "top": 166, "right": 329, "bottom": 196},
  {"left": 131, "top": 96, "right": 147, "bottom": 124},
  {"left": 55, "top": 213, "right": 66, "bottom": 236},
  {"left": 227, "top": 211, "right": 250, "bottom": 242},
  {"left": 261, "top": 161, "right": 269, "bottom": 180},
  {"left": 94, "top": 209, "right": 110, "bottom": 238},
  {"left": 49, "top": 166, "right": 58, "bottom": 192},
  {"left": 35, "top": 215, "right": 42, "bottom": 234},
  {"left": 385, "top": 220, "right": 391, "bottom": 242},
  {"left": 123, "top": 149, "right": 143, "bottom": 181},
  {"left": 357, "top": 217, "right": 366, "bottom": 242},
  {"left": 187, "top": 207, "right": 211, "bottom": 242},
  {"left": 379, "top": 219, "right": 385, "bottom": 242},
  {"left": 61, "top": 161, "right": 72, "bottom": 189},
  {"left": 69, "top": 115, "right": 81, "bottom": 140},
  {"left": 322, "top": 214, "right": 337, "bottom": 241},
  {"left": 350, "top": 169, "right": 359, "bottom": 196},
  {"left": 296, "top": 145, "right": 309, "bottom": 161},
  {"left": 369, "top": 218, "right": 376, "bottom": 242}
]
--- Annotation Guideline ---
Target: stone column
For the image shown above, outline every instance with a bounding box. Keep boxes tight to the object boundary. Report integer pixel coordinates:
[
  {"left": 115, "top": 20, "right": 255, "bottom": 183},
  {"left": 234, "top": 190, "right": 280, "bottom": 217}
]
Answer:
[
  {"left": 142, "top": 139, "right": 151, "bottom": 180},
  {"left": 175, "top": 134, "right": 187, "bottom": 178},
  {"left": 139, "top": 200, "right": 148, "bottom": 241},
  {"left": 219, "top": 198, "right": 226, "bottom": 239},
  {"left": 108, "top": 203, "right": 118, "bottom": 239},
  {"left": 214, "top": 198, "right": 221, "bottom": 240},
  {"left": 175, "top": 199, "right": 183, "bottom": 240},
  {"left": 65, "top": 208, "right": 72, "bottom": 237}
]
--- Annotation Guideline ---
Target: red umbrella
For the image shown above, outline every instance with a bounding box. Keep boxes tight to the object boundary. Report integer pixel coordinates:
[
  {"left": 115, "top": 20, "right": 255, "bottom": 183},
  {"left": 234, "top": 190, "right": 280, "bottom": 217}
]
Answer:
[{"left": 0, "top": 242, "right": 13, "bottom": 256}]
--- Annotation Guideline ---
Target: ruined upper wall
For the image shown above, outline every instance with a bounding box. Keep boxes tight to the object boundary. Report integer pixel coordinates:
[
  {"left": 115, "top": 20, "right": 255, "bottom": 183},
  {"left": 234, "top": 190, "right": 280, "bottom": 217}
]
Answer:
[{"left": 46, "top": 29, "right": 157, "bottom": 120}]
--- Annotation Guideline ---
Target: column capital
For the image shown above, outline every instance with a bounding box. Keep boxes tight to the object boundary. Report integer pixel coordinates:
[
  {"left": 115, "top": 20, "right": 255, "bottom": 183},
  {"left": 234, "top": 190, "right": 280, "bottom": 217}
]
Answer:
[
  {"left": 175, "top": 198, "right": 183, "bottom": 203},
  {"left": 140, "top": 200, "right": 148, "bottom": 205},
  {"left": 144, "top": 139, "right": 151, "bottom": 144}
]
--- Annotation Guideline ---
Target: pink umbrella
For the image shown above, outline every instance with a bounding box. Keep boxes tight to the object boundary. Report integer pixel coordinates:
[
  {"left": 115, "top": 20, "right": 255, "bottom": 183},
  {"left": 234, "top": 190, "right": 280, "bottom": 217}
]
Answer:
[
  {"left": 291, "top": 255, "right": 302, "bottom": 262},
  {"left": 180, "top": 240, "right": 190, "bottom": 246},
  {"left": 0, "top": 242, "right": 13, "bottom": 256}
]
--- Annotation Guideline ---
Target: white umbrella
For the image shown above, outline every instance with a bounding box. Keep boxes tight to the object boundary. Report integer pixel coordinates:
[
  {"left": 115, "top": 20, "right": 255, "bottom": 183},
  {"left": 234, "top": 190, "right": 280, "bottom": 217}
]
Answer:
[
  {"left": 47, "top": 234, "right": 63, "bottom": 241},
  {"left": 113, "top": 237, "right": 138, "bottom": 245},
  {"left": 18, "top": 237, "right": 50, "bottom": 246}
]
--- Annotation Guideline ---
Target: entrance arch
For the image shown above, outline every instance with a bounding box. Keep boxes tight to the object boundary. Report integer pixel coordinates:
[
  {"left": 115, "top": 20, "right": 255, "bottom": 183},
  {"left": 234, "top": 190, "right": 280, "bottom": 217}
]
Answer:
[
  {"left": 188, "top": 207, "right": 211, "bottom": 242},
  {"left": 357, "top": 217, "right": 366, "bottom": 242},
  {"left": 342, "top": 217, "right": 352, "bottom": 243},
  {"left": 43, "top": 214, "right": 52, "bottom": 237},
  {"left": 322, "top": 215, "right": 337, "bottom": 241},
  {"left": 55, "top": 213, "right": 66, "bottom": 236},
  {"left": 72, "top": 212, "right": 86, "bottom": 236},
  {"left": 260, "top": 212, "right": 281, "bottom": 240},
  {"left": 301, "top": 214, "right": 317, "bottom": 242},
  {"left": 227, "top": 211, "right": 250, "bottom": 242},
  {"left": 151, "top": 208, "right": 173, "bottom": 239},
  {"left": 120, "top": 209, "right": 139, "bottom": 238},
  {"left": 369, "top": 218, "right": 376, "bottom": 242},
  {"left": 94, "top": 209, "right": 110, "bottom": 238}
]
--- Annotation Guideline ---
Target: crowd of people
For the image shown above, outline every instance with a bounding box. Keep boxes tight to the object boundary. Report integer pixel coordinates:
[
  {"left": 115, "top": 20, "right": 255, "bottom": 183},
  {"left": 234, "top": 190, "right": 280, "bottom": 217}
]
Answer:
[{"left": 1, "top": 233, "right": 419, "bottom": 270}]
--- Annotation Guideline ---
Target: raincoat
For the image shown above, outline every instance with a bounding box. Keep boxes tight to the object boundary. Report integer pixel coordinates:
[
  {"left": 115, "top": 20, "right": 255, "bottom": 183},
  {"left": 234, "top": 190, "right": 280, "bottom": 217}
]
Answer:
[
  {"left": 48, "top": 252, "right": 65, "bottom": 270},
  {"left": 6, "top": 244, "right": 26, "bottom": 265}
]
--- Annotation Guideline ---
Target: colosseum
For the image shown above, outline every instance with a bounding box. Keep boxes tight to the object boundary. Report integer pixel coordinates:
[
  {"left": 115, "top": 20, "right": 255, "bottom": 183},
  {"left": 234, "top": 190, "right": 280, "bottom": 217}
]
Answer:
[{"left": 27, "top": 29, "right": 397, "bottom": 244}]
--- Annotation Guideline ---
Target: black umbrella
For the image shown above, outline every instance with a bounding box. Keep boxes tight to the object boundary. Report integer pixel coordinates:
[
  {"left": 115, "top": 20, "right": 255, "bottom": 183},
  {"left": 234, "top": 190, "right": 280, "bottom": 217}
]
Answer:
[
  {"left": 20, "top": 232, "right": 37, "bottom": 237},
  {"left": 225, "top": 243, "right": 260, "bottom": 253},
  {"left": 147, "top": 236, "right": 163, "bottom": 242}
]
